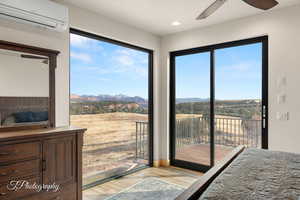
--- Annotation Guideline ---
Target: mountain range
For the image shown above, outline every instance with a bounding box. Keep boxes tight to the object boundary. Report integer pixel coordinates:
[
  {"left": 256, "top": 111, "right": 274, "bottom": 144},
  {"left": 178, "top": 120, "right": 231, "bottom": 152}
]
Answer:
[
  {"left": 71, "top": 94, "right": 147, "bottom": 104},
  {"left": 176, "top": 98, "right": 210, "bottom": 104},
  {"left": 71, "top": 94, "right": 210, "bottom": 104}
]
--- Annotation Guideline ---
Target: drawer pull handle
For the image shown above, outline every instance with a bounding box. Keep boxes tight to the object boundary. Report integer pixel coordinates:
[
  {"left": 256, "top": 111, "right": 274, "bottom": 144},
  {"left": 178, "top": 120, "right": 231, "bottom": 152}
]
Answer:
[
  {"left": 0, "top": 152, "right": 10, "bottom": 156},
  {"left": 0, "top": 192, "right": 7, "bottom": 196},
  {"left": 42, "top": 160, "right": 47, "bottom": 171},
  {"left": 0, "top": 172, "right": 7, "bottom": 176},
  {"left": 0, "top": 150, "right": 18, "bottom": 156},
  {"left": 51, "top": 196, "right": 61, "bottom": 200}
]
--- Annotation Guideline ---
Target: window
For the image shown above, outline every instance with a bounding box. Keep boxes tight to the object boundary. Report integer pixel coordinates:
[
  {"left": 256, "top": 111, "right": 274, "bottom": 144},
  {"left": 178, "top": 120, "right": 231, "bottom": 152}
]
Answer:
[{"left": 70, "top": 29, "right": 153, "bottom": 187}]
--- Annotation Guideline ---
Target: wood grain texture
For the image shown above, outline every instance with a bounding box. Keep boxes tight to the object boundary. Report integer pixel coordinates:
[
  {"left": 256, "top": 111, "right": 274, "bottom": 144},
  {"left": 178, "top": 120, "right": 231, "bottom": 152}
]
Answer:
[
  {"left": 0, "top": 127, "right": 86, "bottom": 200},
  {"left": 0, "top": 141, "right": 41, "bottom": 163},
  {"left": 43, "top": 135, "right": 76, "bottom": 186},
  {"left": 0, "top": 159, "right": 40, "bottom": 184},
  {"left": 0, "top": 126, "right": 86, "bottom": 142},
  {"left": 77, "top": 132, "right": 84, "bottom": 200},
  {"left": 0, "top": 175, "right": 41, "bottom": 200},
  {"left": 0, "top": 40, "right": 60, "bottom": 56}
]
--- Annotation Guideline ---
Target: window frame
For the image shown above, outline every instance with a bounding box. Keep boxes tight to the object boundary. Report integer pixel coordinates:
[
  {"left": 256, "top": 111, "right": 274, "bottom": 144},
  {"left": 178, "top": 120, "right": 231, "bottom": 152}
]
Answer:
[
  {"left": 69, "top": 28, "right": 154, "bottom": 189},
  {"left": 169, "top": 36, "right": 268, "bottom": 172}
]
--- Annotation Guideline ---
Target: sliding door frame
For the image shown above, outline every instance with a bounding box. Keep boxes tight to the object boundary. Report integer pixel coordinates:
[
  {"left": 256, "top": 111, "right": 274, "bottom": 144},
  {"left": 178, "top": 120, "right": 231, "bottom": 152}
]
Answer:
[
  {"left": 70, "top": 28, "right": 154, "bottom": 188},
  {"left": 170, "top": 36, "right": 268, "bottom": 172}
]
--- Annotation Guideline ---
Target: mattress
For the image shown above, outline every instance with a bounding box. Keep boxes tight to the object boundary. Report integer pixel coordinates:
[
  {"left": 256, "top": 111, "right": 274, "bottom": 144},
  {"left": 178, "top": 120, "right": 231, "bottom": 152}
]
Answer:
[{"left": 199, "top": 148, "right": 300, "bottom": 200}]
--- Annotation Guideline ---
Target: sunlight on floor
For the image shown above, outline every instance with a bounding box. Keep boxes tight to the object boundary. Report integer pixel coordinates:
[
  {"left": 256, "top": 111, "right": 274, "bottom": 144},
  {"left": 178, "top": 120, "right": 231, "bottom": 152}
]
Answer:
[{"left": 83, "top": 167, "right": 202, "bottom": 200}]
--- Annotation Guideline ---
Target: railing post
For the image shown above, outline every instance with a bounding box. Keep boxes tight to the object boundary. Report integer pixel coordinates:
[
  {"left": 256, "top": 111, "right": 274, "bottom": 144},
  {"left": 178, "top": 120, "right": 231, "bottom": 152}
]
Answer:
[{"left": 135, "top": 122, "right": 138, "bottom": 160}]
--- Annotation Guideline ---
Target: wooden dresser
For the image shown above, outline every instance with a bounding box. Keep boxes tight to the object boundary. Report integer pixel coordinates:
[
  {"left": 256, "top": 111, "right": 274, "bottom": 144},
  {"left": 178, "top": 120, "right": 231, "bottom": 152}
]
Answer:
[{"left": 0, "top": 126, "right": 86, "bottom": 200}]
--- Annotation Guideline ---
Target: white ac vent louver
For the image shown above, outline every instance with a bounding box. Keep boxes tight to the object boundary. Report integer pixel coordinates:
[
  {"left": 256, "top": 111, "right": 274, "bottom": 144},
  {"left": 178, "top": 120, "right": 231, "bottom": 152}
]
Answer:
[{"left": 0, "top": 0, "right": 68, "bottom": 32}]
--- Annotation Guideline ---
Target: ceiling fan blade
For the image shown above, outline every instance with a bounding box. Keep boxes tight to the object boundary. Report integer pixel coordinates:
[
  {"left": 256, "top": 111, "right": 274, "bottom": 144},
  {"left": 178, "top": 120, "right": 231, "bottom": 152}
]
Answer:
[
  {"left": 21, "top": 54, "right": 48, "bottom": 60},
  {"left": 242, "top": 0, "right": 279, "bottom": 10},
  {"left": 196, "top": 0, "right": 227, "bottom": 20},
  {"left": 21, "top": 54, "right": 49, "bottom": 64}
]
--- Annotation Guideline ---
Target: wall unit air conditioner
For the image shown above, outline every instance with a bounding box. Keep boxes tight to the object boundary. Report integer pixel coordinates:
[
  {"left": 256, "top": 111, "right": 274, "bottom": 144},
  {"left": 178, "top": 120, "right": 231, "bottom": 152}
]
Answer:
[{"left": 0, "top": 0, "right": 69, "bottom": 32}]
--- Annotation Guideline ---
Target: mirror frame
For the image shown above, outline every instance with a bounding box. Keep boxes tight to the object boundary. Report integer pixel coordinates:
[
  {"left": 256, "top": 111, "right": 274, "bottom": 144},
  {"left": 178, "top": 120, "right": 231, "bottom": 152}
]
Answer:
[{"left": 0, "top": 40, "right": 60, "bottom": 132}]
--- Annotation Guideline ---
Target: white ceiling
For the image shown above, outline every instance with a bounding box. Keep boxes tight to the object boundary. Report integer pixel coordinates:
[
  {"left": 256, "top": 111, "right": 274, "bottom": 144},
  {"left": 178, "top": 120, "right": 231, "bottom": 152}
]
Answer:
[{"left": 58, "top": 0, "right": 300, "bottom": 36}]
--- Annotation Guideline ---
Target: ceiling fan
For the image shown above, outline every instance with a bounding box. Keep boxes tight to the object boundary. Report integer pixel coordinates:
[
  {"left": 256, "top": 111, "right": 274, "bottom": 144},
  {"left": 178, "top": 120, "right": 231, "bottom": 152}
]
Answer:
[
  {"left": 21, "top": 54, "right": 49, "bottom": 64},
  {"left": 196, "top": 0, "right": 279, "bottom": 20}
]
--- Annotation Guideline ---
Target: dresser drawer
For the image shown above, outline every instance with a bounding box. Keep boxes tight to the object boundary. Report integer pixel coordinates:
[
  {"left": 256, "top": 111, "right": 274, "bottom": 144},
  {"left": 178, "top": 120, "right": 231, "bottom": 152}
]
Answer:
[
  {"left": 0, "top": 142, "right": 41, "bottom": 163},
  {"left": 0, "top": 176, "right": 41, "bottom": 200},
  {"left": 0, "top": 159, "right": 40, "bottom": 184}
]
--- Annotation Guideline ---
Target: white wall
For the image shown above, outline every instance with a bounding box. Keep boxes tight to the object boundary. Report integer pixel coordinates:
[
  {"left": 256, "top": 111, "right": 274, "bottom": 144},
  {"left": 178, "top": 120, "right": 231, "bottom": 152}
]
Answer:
[
  {"left": 1, "top": 2, "right": 299, "bottom": 162},
  {"left": 67, "top": 4, "right": 162, "bottom": 161},
  {"left": 160, "top": 5, "right": 300, "bottom": 158},
  {"left": 0, "top": 3, "right": 162, "bottom": 161},
  {"left": 0, "top": 51, "right": 49, "bottom": 97},
  {"left": 0, "top": 18, "right": 69, "bottom": 126}
]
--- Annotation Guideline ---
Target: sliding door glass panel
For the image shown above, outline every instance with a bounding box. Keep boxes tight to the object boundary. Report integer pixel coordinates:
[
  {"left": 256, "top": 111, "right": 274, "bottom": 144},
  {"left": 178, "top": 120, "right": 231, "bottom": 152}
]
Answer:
[
  {"left": 215, "top": 43, "right": 262, "bottom": 163},
  {"left": 70, "top": 32, "right": 150, "bottom": 186},
  {"left": 175, "top": 52, "right": 211, "bottom": 167}
]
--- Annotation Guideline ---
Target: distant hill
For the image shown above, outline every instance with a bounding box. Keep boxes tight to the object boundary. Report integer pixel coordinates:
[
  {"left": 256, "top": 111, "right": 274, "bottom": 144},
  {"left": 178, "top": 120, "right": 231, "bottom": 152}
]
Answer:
[
  {"left": 71, "top": 94, "right": 147, "bottom": 104},
  {"left": 175, "top": 99, "right": 261, "bottom": 119},
  {"left": 70, "top": 94, "right": 261, "bottom": 119},
  {"left": 70, "top": 100, "right": 147, "bottom": 115},
  {"left": 176, "top": 98, "right": 209, "bottom": 104},
  {"left": 70, "top": 94, "right": 149, "bottom": 115},
  {"left": 71, "top": 94, "right": 212, "bottom": 105}
]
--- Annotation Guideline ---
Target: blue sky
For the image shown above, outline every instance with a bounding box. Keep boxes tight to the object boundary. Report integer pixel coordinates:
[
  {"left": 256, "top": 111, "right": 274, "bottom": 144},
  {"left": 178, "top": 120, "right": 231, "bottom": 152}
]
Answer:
[
  {"left": 70, "top": 33, "right": 262, "bottom": 100},
  {"left": 176, "top": 43, "right": 262, "bottom": 100},
  {"left": 70, "top": 33, "right": 149, "bottom": 98}
]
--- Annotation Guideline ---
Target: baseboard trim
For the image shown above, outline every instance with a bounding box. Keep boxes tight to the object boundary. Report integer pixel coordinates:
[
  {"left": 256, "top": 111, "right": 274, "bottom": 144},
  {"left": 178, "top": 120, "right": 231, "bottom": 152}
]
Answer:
[
  {"left": 153, "top": 160, "right": 160, "bottom": 167},
  {"left": 153, "top": 160, "right": 170, "bottom": 167}
]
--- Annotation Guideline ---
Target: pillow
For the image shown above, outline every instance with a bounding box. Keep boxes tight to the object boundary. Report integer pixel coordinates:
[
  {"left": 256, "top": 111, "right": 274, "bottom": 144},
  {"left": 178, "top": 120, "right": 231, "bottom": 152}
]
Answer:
[
  {"left": 13, "top": 112, "right": 34, "bottom": 123},
  {"left": 32, "top": 111, "right": 48, "bottom": 122}
]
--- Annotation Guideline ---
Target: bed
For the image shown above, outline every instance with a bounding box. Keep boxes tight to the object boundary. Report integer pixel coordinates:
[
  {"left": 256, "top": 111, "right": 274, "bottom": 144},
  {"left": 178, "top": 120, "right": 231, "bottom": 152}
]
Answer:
[
  {"left": 0, "top": 96, "right": 49, "bottom": 127},
  {"left": 176, "top": 146, "right": 300, "bottom": 200}
]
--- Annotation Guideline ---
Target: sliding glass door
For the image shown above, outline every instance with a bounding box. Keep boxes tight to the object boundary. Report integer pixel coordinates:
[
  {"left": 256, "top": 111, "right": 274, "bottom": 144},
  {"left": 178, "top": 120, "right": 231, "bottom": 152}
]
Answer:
[
  {"left": 170, "top": 37, "right": 268, "bottom": 171},
  {"left": 70, "top": 29, "right": 153, "bottom": 187},
  {"left": 214, "top": 42, "right": 264, "bottom": 163},
  {"left": 171, "top": 52, "right": 212, "bottom": 170}
]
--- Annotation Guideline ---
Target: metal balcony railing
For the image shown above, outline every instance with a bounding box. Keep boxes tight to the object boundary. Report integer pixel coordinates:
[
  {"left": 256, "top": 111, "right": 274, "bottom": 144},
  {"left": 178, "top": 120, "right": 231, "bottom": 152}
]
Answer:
[
  {"left": 175, "top": 117, "right": 261, "bottom": 149},
  {"left": 135, "top": 117, "right": 261, "bottom": 159},
  {"left": 135, "top": 121, "right": 148, "bottom": 160}
]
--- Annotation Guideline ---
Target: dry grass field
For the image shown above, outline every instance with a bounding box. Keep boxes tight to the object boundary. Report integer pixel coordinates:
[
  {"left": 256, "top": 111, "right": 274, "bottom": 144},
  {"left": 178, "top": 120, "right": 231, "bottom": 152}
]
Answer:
[
  {"left": 71, "top": 112, "right": 260, "bottom": 185},
  {"left": 71, "top": 112, "right": 148, "bottom": 184}
]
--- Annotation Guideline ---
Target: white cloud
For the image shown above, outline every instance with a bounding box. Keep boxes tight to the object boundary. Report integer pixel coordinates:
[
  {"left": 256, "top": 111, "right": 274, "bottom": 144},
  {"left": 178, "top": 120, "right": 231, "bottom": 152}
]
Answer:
[
  {"left": 73, "top": 48, "right": 148, "bottom": 78},
  {"left": 222, "top": 61, "right": 259, "bottom": 72},
  {"left": 117, "top": 54, "right": 134, "bottom": 66},
  {"left": 70, "top": 52, "right": 91, "bottom": 62},
  {"left": 114, "top": 48, "right": 148, "bottom": 77},
  {"left": 75, "top": 65, "right": 110, "bottom": 75},
  {"left": 70, "top": 34, "right": 103, "bottom": 52},
  {"left": 98, "top": 78, "right": 111, "bottom": 81},
  {"left": 218, "top": 61, "right": 261, "bottom": 80},
  {"left": 230, "top": 63, "right": 251, "bottom": 71},
  {"left": 70, "top": 34, "right": 89, "bottom": 47}
]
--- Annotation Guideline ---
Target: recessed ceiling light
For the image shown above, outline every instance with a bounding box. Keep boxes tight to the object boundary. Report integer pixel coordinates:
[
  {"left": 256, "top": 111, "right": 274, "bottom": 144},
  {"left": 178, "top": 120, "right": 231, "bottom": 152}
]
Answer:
[{"left": 171, "top": 21, "right": 181, "bottom": 26}]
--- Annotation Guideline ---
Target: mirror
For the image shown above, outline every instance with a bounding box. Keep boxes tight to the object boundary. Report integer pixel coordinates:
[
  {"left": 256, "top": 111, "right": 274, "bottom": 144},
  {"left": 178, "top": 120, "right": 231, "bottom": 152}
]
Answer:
[{"left": 0, "top": 48, "right": 50, "bottom": 128}]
